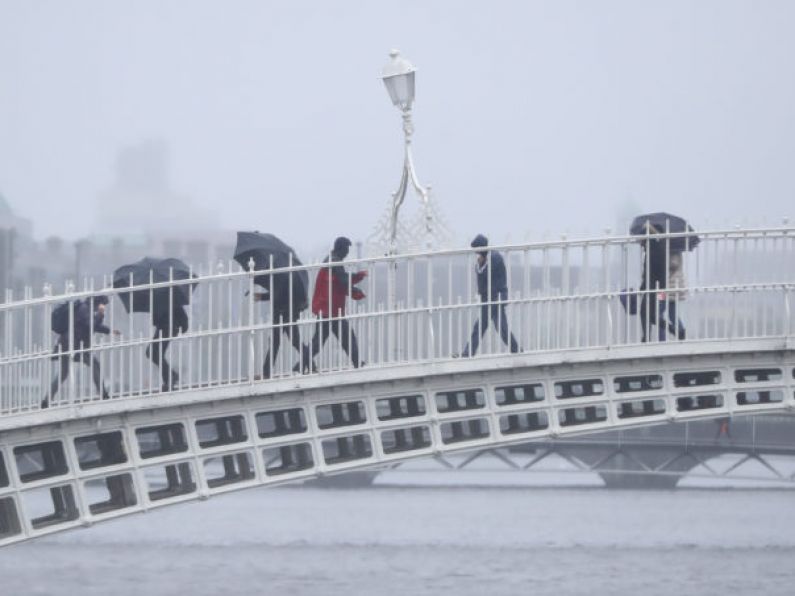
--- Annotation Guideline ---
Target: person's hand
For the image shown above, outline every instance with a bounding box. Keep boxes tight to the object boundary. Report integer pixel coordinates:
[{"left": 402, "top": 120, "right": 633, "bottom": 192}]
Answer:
[
  {"left": 358, "top": 270, "right": 368, "bottom": 278},
  {"left": 352, "top": 288, "right": 366, "bottom": 300},
  {"left": 254, "top": 292, "right": 268, "bottom": 301},
  {"left": 657, "top": 292, "right": 667, "bottom": 301}
]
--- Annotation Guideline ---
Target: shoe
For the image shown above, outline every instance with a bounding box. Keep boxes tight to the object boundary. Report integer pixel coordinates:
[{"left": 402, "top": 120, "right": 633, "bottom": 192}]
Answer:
[
  {"left": 40, "top": 399, "right": 49, "bottom": 410},
  {"left": 162, "top": 377, "right": 179, "bottom": 393}
]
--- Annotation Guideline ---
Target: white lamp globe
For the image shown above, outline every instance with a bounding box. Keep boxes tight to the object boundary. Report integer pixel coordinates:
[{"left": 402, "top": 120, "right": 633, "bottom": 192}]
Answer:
[{"left": 382, "top": 49, "right": 416, "bottom": 111}]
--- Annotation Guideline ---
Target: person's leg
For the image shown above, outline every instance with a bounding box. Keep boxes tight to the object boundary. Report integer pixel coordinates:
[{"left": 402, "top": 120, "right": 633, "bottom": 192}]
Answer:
[
  {"left": 656, "top": 300, "right": 667, "bottom": 341},
  {"left": 462, "top": 303, "right": 490, "bottom": 357},
  {"left": 161, "top": 339, "right": 177, "bottom": 389},
  {"left": 492, "top": 302, "right": 519, "bottom": 353},
  {"left": 147, "top": 332, "right": 164, "bottom": 388},
  {"left": 640, "top": 294, "right": 660, "bottom": 343},
  {"left": 639, "top": 295, "right": 648, "bottom": 342},
  {"left": 308, "top": 319, "right": 331, "bottom": 370},
  {"left": 288, "top": 315, "right": 310, "bottom": 373},
  {"left": 666, "top": 301, "right": 686, "bottom": 340},
  {"left": 86, "top": 353, "right": 110, "bottom": 400},
  {"left": 147, "top": 333, "right": 176, "bottom": 391},
  {"left": 44, "top": 353, "right": 71, "bottom": 407},
  {"left": 333, "top": 318, "right": 360, "bottom": 368},
  {"left": 288, "top": 312, "right": 304, "bottom": 355},
  {"left": 262, "top": 312, "right": 284, "bottom": 378}
]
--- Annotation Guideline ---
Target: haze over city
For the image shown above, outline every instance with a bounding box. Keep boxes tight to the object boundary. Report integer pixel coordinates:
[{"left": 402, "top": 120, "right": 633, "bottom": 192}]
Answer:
[{"left": 1, "top": 0, "right": 794, "bottom": 251}]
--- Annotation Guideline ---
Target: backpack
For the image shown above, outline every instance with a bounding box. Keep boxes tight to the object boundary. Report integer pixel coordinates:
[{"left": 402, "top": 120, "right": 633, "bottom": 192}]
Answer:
[{"left": 51, "top": 301, "right": 75, "bottom": 335}]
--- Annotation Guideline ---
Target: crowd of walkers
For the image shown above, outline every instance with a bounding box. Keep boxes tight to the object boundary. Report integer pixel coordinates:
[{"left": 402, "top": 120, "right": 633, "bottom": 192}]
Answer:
[{"left": 41, "top": 217, "right": 695, "bottom": 407}]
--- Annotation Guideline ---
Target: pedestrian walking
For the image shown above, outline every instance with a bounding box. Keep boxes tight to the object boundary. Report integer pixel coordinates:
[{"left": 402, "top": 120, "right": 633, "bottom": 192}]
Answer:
[
  {"left": 255, "top": 269, "right": 309, "bottom": 379},
  {"left": 639, "top": 223, "right": 687, "bottom": 342},
  {"left": 146, "top": 301, "right": 188, "bottom": 392},
  {"left": 43, "top": 295, "right": 119, "bottom": 408},
  {"left": 307, "top": 237, "right": 367, "bottom": 370},
  {"left": 459, "top": 234, "right": 520, "bottom": 357}
]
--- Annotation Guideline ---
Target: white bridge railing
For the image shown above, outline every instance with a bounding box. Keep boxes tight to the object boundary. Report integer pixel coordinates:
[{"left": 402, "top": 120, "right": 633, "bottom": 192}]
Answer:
[{"left": 1, "top": 226, "right": 794, "bottom": 416}]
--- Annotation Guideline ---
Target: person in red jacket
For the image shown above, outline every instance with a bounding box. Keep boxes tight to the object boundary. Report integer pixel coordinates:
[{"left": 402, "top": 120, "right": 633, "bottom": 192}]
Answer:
[{"left": 307, "top": 236, "right": 367, "bottom": 370}]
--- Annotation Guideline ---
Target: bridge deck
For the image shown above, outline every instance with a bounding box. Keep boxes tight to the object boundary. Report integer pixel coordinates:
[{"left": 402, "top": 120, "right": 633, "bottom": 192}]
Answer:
[{"left": 1, "top": 228, "right": 794, "bottom": 545}]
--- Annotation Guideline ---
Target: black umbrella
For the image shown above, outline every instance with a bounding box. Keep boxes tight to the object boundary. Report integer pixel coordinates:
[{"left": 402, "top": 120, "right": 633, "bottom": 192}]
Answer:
[
  {"left": 630, "top": 212, "right": 700, "bottom": 251},
  {"left": 113, "top": 257, "right": 197, "bottom": 313},
  {"left": 234, "top": 232, "right": 309, "bottom": 309}
]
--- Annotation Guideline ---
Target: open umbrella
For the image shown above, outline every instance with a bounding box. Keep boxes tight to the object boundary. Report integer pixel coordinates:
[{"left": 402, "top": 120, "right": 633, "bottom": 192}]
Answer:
[
  {"left": 234, "top": 232, "right": 309, "bottom": 309},
  {"left": 113, "top": 257, "right": 197, "bottom": 313},
  {"left": 630, "top": 212, "right": 700, "bottom": 251}
]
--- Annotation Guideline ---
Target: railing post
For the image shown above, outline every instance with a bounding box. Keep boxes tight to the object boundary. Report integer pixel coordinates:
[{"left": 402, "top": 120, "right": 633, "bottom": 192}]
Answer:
[
  {"left": 426, "top": 254, "right": 434, "bottom": 360},
  {"left": 606, "top": 293, "right": 613, "bottom": 348},
  {"left": 65, "top": 281, "right": 75, "bottom": 406},
  {"left": 247, "top": 257, "right": 256, "bottom": 383}
]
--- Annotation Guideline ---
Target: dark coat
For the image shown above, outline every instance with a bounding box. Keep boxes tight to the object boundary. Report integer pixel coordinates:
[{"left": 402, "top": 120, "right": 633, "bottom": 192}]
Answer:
[
  {"left": 476, "top": 251, "right": 509, "bottom": 300},
  {"left": 153, "top": 305, "right": 189, "bottom": 338},
  {"left": 641, "top": 240, "right": 668, "bottom": 291},
  {"left": 258, "top": 271, "right": 308, "bottom": 316},
  {"left": 57, "top": 300, "right": 110, "bottom": 350}
]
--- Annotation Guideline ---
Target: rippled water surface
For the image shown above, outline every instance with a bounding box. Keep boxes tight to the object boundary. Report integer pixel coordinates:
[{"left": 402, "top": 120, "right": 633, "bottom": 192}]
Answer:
[{"left": 3, "top": 487, "right": 794, "bottom": 596}]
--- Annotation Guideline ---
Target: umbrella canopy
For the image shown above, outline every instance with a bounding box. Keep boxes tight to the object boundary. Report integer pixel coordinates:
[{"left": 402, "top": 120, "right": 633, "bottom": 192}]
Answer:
[
  {"left": 630, "top": 212, "right": 700, "bottom": 251},
  {"left": 113, "top": 257, "right": 197, "bottom": 313},
  {"left": 234, "top": 232, "right": 309, "bottom": 309}
]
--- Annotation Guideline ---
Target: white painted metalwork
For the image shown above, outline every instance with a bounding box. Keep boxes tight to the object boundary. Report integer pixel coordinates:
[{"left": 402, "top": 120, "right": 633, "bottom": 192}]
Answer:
[
  {"left": 0, "top": 225, "right": 792, "bottom": 413},
  {"left": 0, "top": 225, "right": 794, "bottom": 545},
  {"left": 384, "top": 423, "right": 795, "bottom": 487},
  {"left": 369, "top": 50, "right": 451, "bottom": 258}
]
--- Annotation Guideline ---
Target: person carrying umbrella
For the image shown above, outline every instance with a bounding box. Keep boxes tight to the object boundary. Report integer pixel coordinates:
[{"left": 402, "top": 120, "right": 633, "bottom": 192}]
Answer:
[
  {"left": 307, "top": 236, "right": 367, "bottom": 370},
  {"left": 113, "top": 257, "right": 195, "bottom": 392},
  {"left": 630, "top": 213, "right": 698, "bottom": 342},
  {"left": 459, "top": 234, "right": 520, "bottom": 357},
  {"left": 234, "top": 232, "right": 310, "bottom": 379},
  {"left": 147, "top": 299, "right": 189, "bottom": 392},
  {"left": 42, "top": 295, "right": 120, "bottom": 408}
]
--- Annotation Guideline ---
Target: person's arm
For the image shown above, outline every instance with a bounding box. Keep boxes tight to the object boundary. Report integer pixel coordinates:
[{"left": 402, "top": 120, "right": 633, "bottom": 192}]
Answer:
[
  {"left": 332, "top": 264, "right": 366, "bottom": 298},
  {"left": 331, "top": 264, "right": 351, "bottom": 287},
  {"left": 491, "top": 253, "right": 508, "bottom": 296},
  {"left": 93, "top": 311, "right": 111, "bottom": 335}
]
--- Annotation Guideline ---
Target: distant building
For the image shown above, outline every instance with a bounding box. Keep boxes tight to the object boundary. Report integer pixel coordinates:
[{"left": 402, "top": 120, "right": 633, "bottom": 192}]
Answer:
[{"left": 94, "top": 139, "right": 218, "bottom": 236}]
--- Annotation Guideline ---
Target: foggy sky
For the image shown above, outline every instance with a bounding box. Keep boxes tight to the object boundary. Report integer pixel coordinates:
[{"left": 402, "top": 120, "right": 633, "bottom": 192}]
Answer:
[{"left": 1, "top": 0, "right": 794, "bottom": 247}]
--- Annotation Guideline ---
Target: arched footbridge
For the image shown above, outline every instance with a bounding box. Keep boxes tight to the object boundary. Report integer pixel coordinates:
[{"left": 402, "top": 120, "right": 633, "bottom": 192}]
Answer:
[{"left": 0, "top": 226, "right": 794, "bottom": 545}]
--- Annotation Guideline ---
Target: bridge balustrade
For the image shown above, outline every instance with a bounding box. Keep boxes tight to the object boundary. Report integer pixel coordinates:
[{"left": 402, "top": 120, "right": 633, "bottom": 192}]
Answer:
[{"left": 0, "top": 226, "right": 792, "bottom": 416}]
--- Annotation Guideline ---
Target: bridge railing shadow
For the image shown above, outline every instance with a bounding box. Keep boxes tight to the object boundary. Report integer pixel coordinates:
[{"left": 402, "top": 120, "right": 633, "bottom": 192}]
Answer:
[{"left": 0, "top": 226, "right": 793, "bottom": 414}]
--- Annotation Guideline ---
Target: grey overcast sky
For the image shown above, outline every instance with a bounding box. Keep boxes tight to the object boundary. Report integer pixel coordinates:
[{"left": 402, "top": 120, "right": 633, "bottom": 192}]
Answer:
[{"left": 1, "top": 0, "right": 794, "bottom": 245}]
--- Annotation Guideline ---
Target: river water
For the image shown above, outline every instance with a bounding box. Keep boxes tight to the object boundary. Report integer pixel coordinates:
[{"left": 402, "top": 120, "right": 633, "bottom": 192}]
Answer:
[{"left": 2, "top": 484, "right": 794, "bottom": 596}]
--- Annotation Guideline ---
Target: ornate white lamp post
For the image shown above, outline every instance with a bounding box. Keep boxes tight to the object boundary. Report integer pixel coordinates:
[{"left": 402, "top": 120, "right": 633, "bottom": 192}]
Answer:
[
  {"left": 381, "top": 49, "right": 433, "bottom": 254},
  {"left": 381, "top": 49, "right": 433, "bottom": 361}
]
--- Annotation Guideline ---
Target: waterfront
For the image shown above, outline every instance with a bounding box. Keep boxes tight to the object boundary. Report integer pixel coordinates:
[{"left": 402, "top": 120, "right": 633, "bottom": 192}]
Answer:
[{"left": 2, "top": 485, "right": 794, "bottom": 596}]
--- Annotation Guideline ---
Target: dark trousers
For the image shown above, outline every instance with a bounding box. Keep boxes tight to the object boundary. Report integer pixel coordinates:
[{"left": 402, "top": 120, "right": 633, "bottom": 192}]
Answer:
[
  {"left": 463, "top": 301, "right": 520, "bottom": 357},
  {"left": 309, "top": 317, "right": 360, "bottom": 368},
  {"left": 263, "top": 310, "right": 306, "bottom": 378},
  {"left": 640, "top": 297, "right": 686, "bottom": 342},
  {"left": 146, "top": 333, "right": 178, "bottom": 390},
  {"left": 45, "top": 350, "right": 108, "bottom": 404}
]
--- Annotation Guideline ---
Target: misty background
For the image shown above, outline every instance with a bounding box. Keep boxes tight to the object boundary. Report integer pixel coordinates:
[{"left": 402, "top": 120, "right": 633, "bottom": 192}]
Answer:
[{"left": 1, "top": 0, "right": 794, "bottom": 259}]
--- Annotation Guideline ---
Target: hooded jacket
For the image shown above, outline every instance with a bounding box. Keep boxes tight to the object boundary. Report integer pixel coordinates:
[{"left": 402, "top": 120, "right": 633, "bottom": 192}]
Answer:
[{"left": 476, "top": 251, "right": 509, "bottom": 300}]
